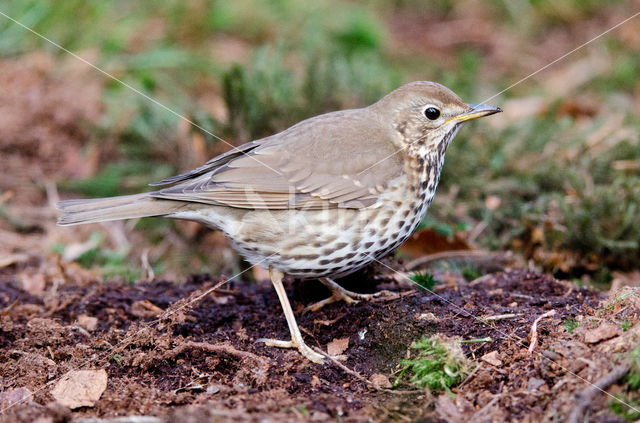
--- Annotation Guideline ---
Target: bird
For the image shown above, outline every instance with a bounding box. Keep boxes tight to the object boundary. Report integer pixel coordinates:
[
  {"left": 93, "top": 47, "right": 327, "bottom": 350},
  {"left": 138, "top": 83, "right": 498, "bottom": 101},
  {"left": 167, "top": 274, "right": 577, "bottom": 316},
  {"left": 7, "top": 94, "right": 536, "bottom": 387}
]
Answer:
[{"left": 57, "top": 81, "right": 501, "bottom": 363}]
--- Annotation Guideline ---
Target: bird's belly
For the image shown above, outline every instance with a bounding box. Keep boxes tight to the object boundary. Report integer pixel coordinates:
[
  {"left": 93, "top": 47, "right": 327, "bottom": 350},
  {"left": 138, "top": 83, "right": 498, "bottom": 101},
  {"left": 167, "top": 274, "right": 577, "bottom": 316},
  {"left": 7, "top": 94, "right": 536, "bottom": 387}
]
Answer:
[{"left": 225, "top": 189, "right": 434, "bottom": 279}]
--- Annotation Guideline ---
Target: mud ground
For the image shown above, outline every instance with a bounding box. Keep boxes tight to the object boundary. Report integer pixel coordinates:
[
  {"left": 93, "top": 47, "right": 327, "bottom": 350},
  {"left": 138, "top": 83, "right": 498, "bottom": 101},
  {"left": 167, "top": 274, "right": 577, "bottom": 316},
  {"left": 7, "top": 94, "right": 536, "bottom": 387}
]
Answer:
[{"left": 2, "top": 262, "right": 638, "bottom": 422}]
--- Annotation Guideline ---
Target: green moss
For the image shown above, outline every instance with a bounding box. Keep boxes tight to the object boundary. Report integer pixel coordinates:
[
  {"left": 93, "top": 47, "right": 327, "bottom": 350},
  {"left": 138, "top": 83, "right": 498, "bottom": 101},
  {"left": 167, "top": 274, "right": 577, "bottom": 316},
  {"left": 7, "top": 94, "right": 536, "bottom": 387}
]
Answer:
[
  {"left": 563, "top": 319, "right": 579, "bottom": 334},
  {"left": 461, "top": 266, "right": 482, "bottom": 282},
  {"left": 409, "top": 272, "right": 438, "bottom": 291},
  {"left": 394, "top": 335, "right": 470, "bottom": 391},
  {"left": 610, "top": 396, "right": 640, "bottom": 422}
]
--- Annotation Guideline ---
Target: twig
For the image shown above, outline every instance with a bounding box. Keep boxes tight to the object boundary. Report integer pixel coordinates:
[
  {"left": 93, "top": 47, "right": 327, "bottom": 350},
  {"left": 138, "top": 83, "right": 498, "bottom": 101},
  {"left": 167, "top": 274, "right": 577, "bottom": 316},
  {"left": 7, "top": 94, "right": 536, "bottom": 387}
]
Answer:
[
  {"left": 482, "top": 313, "right": 521, "bottom": 322},
  {"left": 404, "top": 250, "right": 506, "bottom": 271},
  {"left": 567, "top": 364, "right": 630, "bottom": 423},
  {"left": 458, "top": 363, "right": 483, "bottom": 388},
  {"left": 510, "top": 293, "right": 535, "bottom": 300},
  {"left": 468, "top": 274, "right": 495, "bottom": 286},
  {"left": 528, "top": 310, "right": 556, "bottom": 354},
  {"left": 170, "top": 341, "right": 269, "bottom": 368},
  {"left": 314, "top": 347, "right": 372, "bottom": 387},
  {"left": 140, "top": 248, "right": 154, "bottom": 281},
  {"left": 458, "top": 337, "right": 493, "bottom": 344},
  {"left": 470, "top": 394, "right": 502, "bottom": 421}
]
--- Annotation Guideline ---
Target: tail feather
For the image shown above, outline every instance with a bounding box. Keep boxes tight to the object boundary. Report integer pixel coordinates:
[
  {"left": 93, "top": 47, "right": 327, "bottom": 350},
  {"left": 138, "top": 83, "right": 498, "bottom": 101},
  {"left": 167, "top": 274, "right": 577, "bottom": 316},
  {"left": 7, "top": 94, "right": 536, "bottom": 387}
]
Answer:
[{"left": 57, "top": 193, "right": 187, "bottom": 226}]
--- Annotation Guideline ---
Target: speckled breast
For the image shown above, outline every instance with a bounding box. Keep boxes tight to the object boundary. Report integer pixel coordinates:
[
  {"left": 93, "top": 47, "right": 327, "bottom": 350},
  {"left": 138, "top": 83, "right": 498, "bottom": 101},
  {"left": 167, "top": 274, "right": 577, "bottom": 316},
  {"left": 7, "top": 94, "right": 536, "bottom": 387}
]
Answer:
[{"left": 233, "top": 152, "right": 445, "bottom": 279}]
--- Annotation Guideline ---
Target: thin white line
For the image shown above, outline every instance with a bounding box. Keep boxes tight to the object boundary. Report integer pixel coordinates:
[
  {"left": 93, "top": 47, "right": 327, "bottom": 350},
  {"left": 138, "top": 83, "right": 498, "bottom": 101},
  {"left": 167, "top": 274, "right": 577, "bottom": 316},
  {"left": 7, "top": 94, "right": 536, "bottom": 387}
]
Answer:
[
  {"left": 357, "top": 10, "right": 640, "bottom": 178},
  {"left": 0, "top": 9, "right": 285, "bottom": 178},
  {"left": 0, "top": 252, "right": 277, "bottom": 413},
  {"left": 481, "top": 10, "right": 640, "bottom": 105},
  {"left": 368, "top": 254, "right": 640, "bottom": 415}
]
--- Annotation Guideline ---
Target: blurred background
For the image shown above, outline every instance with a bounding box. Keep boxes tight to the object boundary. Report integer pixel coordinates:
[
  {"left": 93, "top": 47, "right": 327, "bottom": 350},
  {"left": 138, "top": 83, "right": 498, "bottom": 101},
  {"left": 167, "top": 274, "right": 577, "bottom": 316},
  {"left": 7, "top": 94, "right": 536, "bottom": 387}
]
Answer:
[{"left": 0, "top": 0, "right": 639, "bottom": 289}]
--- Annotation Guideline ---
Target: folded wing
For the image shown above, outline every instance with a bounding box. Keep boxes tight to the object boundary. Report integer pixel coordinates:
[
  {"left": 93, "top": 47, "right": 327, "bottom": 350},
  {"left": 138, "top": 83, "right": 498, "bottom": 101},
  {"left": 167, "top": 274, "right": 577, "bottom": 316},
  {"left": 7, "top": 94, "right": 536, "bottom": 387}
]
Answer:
[{"left": 151, "top": 109, "right": 403, "bottom": 210}]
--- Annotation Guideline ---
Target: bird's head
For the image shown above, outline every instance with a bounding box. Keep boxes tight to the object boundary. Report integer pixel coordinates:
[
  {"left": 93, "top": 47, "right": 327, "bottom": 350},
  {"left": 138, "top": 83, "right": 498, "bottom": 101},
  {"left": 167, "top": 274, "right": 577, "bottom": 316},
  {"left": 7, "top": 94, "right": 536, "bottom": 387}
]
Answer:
[{"left": 371, "top": 81, "right": 501, "bottom": 154}]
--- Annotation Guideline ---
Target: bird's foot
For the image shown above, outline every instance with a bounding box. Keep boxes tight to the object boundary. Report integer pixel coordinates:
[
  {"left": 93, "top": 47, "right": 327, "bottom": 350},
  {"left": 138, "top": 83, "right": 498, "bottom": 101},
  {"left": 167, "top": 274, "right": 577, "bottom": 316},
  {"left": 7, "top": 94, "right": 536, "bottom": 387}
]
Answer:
[
  {"left": 256, "top": 337, "right": 325, "bottom": 364},
  {"left": 304, "top": 278, "right": 402, "bottom": 313},
  {"left": 265, "top": 266, "right": 325, "bottom": 364}
]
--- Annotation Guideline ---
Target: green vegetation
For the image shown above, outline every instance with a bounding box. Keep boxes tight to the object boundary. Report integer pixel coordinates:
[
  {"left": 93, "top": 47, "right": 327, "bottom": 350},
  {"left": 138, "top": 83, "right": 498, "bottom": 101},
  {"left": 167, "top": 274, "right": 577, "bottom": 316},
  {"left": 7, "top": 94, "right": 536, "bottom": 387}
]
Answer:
[
  {"left": 597, "top": 292, "right": 631, "bottom": 317},
  {"left": 112, "top": 353, "right": 123, "bottom": 367},
  {"left": 53, "top": 232, "right": 163, "bottom": 281},
  {"left": 394, "top": 335, "right": 470, "bottom": 391},
  {"left": 626, "top": 345, "right": 640, "bottom": 390},
  {"left": 563, "top": 318, "right": 579, "bottom": 334},
  {"left": 610, "top": 395, "right": 640, "bottom": 422},
  {"left": 610, "top": 346, "right": 640, "bottom": 421},
  {"left": 461, "top": 265, "right": 482, "bottom": 282},
  {"left": 409, "top": 272, "right": 438, "bottom": 291}
]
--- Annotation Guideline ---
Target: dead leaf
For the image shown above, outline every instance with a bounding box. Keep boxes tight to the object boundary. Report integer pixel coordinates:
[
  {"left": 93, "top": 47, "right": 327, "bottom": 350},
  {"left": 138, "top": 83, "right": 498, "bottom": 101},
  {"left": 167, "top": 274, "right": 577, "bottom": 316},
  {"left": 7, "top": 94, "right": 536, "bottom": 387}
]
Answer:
[
  {"left": 481, "top": 351, "right": 503, "bottom": 367},
  {"left": 370, "top": 373, "right": 391, "bottom": 389},
  {"left": 327, "top": 337, "right": 349, "bottom": 356},
  {"left": 77, "top": 315, "right": 98, "bottom": 331},
  {"left": 0, "top": 253, "right": 29, "bottom": 269},
  {"left": 51, "top": 369, "right": 107, "bottom": 409},
  {"left": 527, "top": 377, "right": 546, "bottom": 391},
  {"left": 584, "top": 322, "right": 620, "bottom": 344},
  {"left": 130, "top": 300, "right": 164, "bottom": 318},
  {"left": 62, "top": 237, "right": 100, "bottom": 261},
  {"left": 397, "top": 228, "right": 470, "bottom": 259},
  {"left": 18, "top": 272, "right": 45, "bottom": 294}
]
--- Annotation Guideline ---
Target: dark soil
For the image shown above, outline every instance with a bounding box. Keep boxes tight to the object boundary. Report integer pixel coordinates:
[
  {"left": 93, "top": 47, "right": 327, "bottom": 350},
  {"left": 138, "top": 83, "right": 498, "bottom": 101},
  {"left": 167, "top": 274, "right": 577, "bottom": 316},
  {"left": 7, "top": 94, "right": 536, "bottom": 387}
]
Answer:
[{"left": 2, "top": 263, "right": 637, "bottom": 422}]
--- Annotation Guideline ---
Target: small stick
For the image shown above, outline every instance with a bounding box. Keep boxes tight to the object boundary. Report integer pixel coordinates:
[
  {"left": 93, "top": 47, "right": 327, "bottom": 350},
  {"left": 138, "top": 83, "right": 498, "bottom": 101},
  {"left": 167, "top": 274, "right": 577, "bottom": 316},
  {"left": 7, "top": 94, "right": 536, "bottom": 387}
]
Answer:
[
  {"left": 567, "top": 364, "right": 630, "bottom": 423},
  {"left": 458, "top": 337, "right": 493, "bottom": 344},
  {"left": 170, "top": 341, "right": 269, "bottom": 368},
  {"left": 404, "top": 250, "right": 506, "bottom": 271},
  {"left": 482, "top": 313, "right": 521, "bottom": 322},
  {"left": 528, "top": 310, "right": 556, "bottom": 354},
  {"left": 140, "top": 248, "right": 154, "bottom": 281},
  {"left": 458, "top": 362, "right": 483, "bottom": 387}
]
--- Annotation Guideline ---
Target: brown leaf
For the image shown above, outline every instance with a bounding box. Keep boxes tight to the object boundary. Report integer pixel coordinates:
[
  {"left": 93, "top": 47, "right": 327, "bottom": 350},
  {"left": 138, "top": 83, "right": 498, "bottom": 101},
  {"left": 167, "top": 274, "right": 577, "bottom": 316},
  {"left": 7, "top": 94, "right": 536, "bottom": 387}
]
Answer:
[
  {"left": 18, "top": 272, "right": 45, "bottom": 295},
  {"left": 327, "top": 337, "right": 349, "bottom": 356},
  {"left": 370, "top": 373, "right": 391, "bottom": 389},
  {"left": 481, "top": 350, "right": 503, "bottom": 367},
  {"left": 398, "top": 228, "right": 470, "bottom": 259},
  {"left": 130, "top": 300, "right": 164, "bottom": 318},
  {"left": 0, "top": 253, "right": 29, "bottom": 269},
  {"left": 51, "top": 369, "right": 107, "bottom": 409},
  {"left": 77, "top": 315, "right": 98, "bottom": 331},
  {"left": 584, "top": 322, "right": 620, "bottom": 344}
]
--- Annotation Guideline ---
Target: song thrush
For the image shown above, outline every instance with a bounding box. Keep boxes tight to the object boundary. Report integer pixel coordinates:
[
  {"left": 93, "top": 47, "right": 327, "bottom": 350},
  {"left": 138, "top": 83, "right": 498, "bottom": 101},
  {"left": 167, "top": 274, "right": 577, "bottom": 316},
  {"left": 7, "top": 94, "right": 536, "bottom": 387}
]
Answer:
[{"left": 58, "top": 81, "right": 501, "bottom": 363}]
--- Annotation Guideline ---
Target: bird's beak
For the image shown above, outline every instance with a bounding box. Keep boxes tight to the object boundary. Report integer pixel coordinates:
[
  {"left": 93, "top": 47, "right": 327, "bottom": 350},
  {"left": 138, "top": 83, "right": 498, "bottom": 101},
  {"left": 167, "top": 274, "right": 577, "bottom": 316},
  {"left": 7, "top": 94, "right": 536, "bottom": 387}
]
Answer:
[{"left": 446, "top": 103, "right": 502, "bottom": 124}]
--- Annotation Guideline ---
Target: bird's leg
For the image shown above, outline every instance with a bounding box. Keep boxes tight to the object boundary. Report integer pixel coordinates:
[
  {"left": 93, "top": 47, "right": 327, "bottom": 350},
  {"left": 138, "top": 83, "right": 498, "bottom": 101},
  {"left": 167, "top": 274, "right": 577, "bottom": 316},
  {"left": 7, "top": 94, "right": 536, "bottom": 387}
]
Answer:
[
  {"left": 256, "top": 267, "right": 325, "bottom": 364},
  {"left": 303, "top": 277, "right": 401, "bottom": 313}
]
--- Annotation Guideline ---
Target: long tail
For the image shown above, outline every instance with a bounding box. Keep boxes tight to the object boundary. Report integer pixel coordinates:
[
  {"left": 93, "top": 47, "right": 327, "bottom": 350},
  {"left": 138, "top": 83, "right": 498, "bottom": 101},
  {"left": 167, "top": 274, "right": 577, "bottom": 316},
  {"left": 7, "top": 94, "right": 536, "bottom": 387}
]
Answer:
[{"left": 57, "top": 193, "right": 187, "bottom": 226}]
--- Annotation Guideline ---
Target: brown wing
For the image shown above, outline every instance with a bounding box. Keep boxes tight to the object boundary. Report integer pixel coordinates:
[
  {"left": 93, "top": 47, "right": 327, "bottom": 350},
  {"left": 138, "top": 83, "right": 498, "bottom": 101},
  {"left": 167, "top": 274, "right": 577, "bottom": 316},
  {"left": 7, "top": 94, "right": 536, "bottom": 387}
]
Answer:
[{"left": 151, "top": 108, "right": 403, "bottom": 210}]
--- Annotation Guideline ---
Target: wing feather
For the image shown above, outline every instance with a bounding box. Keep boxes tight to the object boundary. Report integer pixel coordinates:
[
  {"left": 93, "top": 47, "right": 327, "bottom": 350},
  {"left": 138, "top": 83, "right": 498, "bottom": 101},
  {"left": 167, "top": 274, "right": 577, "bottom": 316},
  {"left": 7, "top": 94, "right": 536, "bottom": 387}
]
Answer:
[{"left": 151, "top": 108, "right": 404, "bottom": 210}]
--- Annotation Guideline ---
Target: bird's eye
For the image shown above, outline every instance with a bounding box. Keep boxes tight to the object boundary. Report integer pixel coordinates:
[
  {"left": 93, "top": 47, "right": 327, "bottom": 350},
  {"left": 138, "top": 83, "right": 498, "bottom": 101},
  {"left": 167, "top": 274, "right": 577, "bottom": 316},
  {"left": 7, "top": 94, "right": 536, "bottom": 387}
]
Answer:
[{"left": 424, "top": 107, "right": 441, "bottom": 120}]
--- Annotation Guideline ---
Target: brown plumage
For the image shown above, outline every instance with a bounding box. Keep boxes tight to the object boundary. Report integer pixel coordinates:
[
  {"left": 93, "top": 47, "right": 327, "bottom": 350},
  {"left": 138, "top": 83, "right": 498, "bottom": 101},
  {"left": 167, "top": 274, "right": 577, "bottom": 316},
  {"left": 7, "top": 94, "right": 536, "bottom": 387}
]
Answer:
[{"left": 57, "top": 81, "right": 501, "bottom": 363}]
